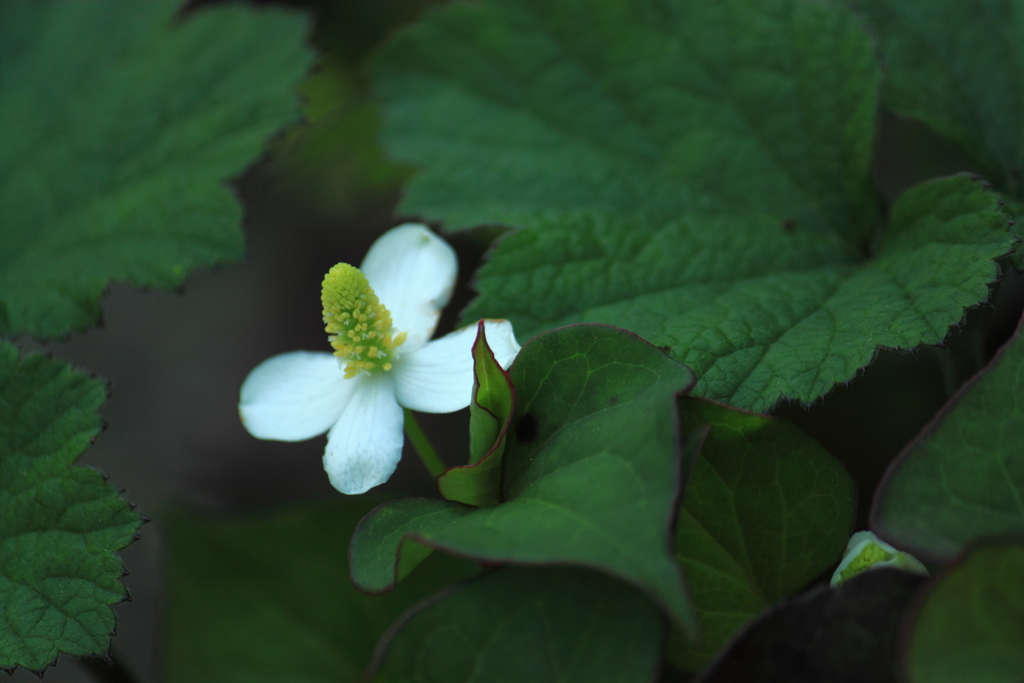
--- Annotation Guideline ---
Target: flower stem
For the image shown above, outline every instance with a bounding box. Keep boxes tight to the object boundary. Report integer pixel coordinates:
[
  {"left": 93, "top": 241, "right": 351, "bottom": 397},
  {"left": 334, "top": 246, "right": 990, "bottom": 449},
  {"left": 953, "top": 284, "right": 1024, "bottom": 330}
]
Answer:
[{"left": 403, "top": 409, "right": 445, "bottom": 478}]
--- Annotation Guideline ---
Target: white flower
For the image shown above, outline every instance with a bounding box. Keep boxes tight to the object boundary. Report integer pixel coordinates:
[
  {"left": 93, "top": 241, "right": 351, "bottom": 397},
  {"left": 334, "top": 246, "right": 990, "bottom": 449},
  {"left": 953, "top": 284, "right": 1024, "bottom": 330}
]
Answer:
[{"left": 238, "top": 224, "right": 520, "bottom": 494}]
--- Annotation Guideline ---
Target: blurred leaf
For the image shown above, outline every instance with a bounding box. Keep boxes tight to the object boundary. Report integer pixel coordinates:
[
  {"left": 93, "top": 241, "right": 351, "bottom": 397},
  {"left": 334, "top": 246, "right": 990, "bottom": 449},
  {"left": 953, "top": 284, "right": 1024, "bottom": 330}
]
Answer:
[
  {"left": 903, "top": 540, "right": 1024, "bottom": 683},
  {"left": 851, "top": 0, "right": 1024, "bottom": 195},
  {"left": 667, "top": 397, "right": 857, "bottom": 671},
  {"left": 0, "top": 343, "right": 142, "bottom": 671},
  {"left": 697, "top": 568, "right": 926, "bottom": 683},
  {"left": 349, "top": 325, "right": 699, "bottom": 632},
  {"left": 0, "top": 0, "right": 313, "bottom": 338},
  {"left": 871, "top": 315, "right": 1024, "bottom": 561},
  {"left": 437, "top": 322, "right": 516, "bottom": 507},
  {"left": 368, "top": 567, "right": 664, "bottom": 683},
  {"left": 265, "top": 56, "right": 412, "bottom": 217},
  {"left": 162, "top": 499, "right": 477, "bottom": 683},
  {"left": 469, "top": 175, "right": 1013, "bottom": 411}
]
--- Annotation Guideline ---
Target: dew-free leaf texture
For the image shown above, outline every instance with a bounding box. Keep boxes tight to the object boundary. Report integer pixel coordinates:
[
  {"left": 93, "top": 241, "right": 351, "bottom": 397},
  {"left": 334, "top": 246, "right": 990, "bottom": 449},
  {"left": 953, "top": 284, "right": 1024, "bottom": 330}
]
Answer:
[
  {"left": 350, "top": 325, "right": 698, "bottom": 631},
  {"left": 667, "top": 397, "right": 856, "bottom": 671},
  {"left": 872, "top": 315, "right": 1024, "bottom": 561},
  {"left": 163, "top": 500, "right": 477, "bottom": 683},
  {"left": 368, "top": 567, "right": 664, "bottom": 683},
  {"left": 698, "top": 568, "right": 925, "bottom": 683},
  {"left": 375, "top": 0, "right": 1016, "bottom": 410},
  {"left": 376, "top": 0, "right": 880, "bottom": 245},
  {"left": 471, "top": 175, "right": 1013, "bottom": 411},
  {"left": 852, "top": 0, "right": 1024, "bottom": 196},
  {"left": 0, "top": 343, "right": 142, "bottom": 671},
  {"left": 0, "top": 0, "right": 313, "bottom": 338},
  {"left": 903, "top": 540, "right": 1024, "bottom": 683}
]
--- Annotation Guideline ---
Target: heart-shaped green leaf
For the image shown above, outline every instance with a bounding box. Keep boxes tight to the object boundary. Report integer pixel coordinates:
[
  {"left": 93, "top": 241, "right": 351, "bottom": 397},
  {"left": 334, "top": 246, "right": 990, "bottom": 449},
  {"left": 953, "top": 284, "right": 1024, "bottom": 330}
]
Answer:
[
  {"left": 437, "top": 321, "right": 516, "bottom": 506},
  {"left": 0, "top": 343, "right": 143, "bottom": 671},
  {"left": 368, "top": 567, "right": 664, "bottom": 683},
  {"left": 0, "top": 0, "right": 313, "bottom": 338},
  {"left": 668, "top": 397, "right": 856, "bottom": 671},
  {"left": 350, "top": 325, "right": 699, "bottom": 632},
  {"left": 903, "top": 540, "right": 1024, "bottom": 683},
  {"left": 872, "top": 314, "right": 1024, "bottom": 561},
  {"left": 162, "top": 500, "right": 476, "bottom": 683}
]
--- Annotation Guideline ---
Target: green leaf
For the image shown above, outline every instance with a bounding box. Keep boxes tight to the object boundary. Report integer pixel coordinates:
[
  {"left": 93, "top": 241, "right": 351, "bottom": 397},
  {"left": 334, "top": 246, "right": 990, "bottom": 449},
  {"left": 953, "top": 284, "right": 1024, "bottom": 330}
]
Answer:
[
  {"left": 368, "top": 567, "right": 664, "bottom": 683},
  {"left": 666, "top": 397, "right": 856, "bottom": 672},
  {"left": 375, "top": 0, "right": 880, "bottom": 245},
  {"left": 0, "top": 0, "right": 314, "bottom": 338},
  {"left": 374, "top": 0, "right": 1017, "bottom": 410},
  {"left": 0, "top": 343, "right": 142, "bottom": 671},
  {"left": 903, "top": 540, "right": 1024, "bottom": 683},
  {"left": 871, "top": 315, "right": 1024, "bottom": 561},
  {"left": 471, "top": 175, "right": 1014, "bottom": 411},
  {"left": 851, "top": 0, "right": 1024, "bottom": 197},
  {"left": 437, "top": 321, "right": 516, "bottom": 506},
  {"left": 699, "top": 568, "right": 926, "bottom": 683},
  {"left": 350, "top": 325, "right": 699, "bottom": 632},
  {"left": 163, "top": 500, "right": 477, "bottom": 683}
]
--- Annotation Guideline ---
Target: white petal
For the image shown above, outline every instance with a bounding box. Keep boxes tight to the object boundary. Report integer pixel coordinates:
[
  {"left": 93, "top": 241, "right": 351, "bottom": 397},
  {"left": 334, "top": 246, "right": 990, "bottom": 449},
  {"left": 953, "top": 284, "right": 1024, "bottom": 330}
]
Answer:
[
  {"left": 360, "top": 223, "right": 457, "bottom": 351},
  {"left": 323, "top": 375, "right": 405, "bottom": 494},
  {"left": 392, "top": 320, "right": 521, "bottom": 413},
  {"left": 239, "top": 351, "right": 357, "bottom": 441}
]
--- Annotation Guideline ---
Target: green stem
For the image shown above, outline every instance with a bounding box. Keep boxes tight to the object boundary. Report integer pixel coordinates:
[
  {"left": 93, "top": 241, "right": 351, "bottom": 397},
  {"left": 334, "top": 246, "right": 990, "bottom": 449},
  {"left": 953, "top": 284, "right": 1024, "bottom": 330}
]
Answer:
[{"left": 404, "top": 408, "right": 445, "bottom": 478}]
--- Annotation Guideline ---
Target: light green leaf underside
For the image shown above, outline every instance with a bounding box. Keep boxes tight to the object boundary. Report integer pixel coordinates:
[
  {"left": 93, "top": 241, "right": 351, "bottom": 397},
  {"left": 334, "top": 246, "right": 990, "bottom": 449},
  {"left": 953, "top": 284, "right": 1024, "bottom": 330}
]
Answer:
[
  {"left": 904, "top": 541, "right": 1024, "bottom": 683},
  {"left": 163, "top": 500, "right": 476, "bottom": 683},
  {"left": 0, "top": 343, "right": 143, "bottom": 671},
  {"left": 376, "top": 0, "right": 880, "bottom": 246},
  {"left": 349, "top": 325, "right": 698, "bottom": 632},
  {"left": 369, "top": 567, "right": 664, "bottom": 683},
  {"left": 872, "top": 314, "right": 1024, "bottom": 560},
  {"left": 469, "top": 176, "right": 1013, "bottom": 411},
  {"left": 0, "top": 0, "right": 314, "bottom": 338},
  {"left": 666, "top": 397, "right": 856, "bottom": 671}
]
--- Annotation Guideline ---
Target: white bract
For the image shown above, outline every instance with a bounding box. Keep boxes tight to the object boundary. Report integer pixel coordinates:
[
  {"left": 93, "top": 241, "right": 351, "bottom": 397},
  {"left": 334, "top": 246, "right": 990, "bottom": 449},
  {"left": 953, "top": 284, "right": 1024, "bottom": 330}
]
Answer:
[
  {"left": 239, "top": 224, "right": 520, "bottom": 494},
  {"left": 830, "top": 530, "right": 928, "bottom": 587}
]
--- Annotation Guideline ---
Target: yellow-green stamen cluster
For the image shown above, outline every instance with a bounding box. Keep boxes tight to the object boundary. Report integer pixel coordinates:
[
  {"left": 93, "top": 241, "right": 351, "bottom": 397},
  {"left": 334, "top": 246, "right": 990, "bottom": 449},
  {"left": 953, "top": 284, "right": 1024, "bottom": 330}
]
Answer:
[
  {"left": 321, "top": 263, "right": 407, "bottom": 378},
  {"left": 837, "top": 542, "right": 893, "bottom": 583}
]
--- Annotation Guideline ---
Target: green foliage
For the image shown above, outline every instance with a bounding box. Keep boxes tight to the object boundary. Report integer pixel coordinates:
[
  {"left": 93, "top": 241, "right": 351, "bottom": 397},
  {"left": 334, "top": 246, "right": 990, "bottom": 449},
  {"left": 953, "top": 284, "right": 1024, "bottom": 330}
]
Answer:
[
  {"left": 699, "top": 568, "right": 926, "bottom": 683},
  {"left": 872, "top": 317, "right": 1024, "bottom": 560},
  {"left": 471, "top": 175, "right": 1012, "bottom": 410},
  {"left": 375, "top": 0, "right": 880, "bottom": 244},
  {"left": 852, "top": 0, "right": 1024, "bottom": 196},
  {"left": 0, "top": 0, "right": 314, "bottom": 338},
  {"left": 0, "top": 343, "right": 142, "bottom": 671},
  {"left": 163, "top": 500, "right": 477, "bottom": 683},
  {"left": 903, "top": 540, "right": 1024, "bottom": 683},
  {"left": 437, "top": 322, "right": 516, "bottom": 506},
  {"left": 371, "top": 0, "right": 1016, "bottom": 411},
  {"left": 368, "top": 567, "right": 664, "bottom": 683},
  {"left": 667, "top": 397, "right": 856, "bottom": 671},
  {"left": 349, "top": 325, "right": 698, "bottom": 631}
]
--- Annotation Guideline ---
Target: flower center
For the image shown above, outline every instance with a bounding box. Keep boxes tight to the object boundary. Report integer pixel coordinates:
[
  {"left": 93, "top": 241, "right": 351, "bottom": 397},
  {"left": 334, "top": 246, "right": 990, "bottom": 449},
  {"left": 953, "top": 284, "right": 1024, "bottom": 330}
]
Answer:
[{"left": 321, "top": 263, "right": 407, "bottom": 378}]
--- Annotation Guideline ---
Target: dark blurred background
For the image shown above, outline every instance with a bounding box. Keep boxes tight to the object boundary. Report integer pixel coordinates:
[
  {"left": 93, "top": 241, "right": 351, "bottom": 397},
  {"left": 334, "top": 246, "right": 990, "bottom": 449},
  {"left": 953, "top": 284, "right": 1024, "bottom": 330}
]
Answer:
[{"left": 12, "top": 1, "right": 1024, "bottom": 681}]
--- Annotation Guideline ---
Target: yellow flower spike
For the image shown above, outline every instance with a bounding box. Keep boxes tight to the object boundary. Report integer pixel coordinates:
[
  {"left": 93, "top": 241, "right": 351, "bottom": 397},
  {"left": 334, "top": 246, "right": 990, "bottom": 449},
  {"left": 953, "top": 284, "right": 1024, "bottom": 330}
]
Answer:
[{"left": 321, "top": 263, "right": 407, "bottom": 378}]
